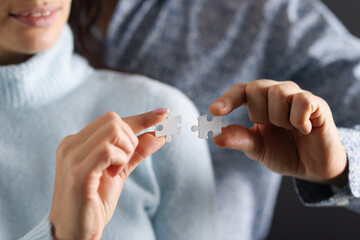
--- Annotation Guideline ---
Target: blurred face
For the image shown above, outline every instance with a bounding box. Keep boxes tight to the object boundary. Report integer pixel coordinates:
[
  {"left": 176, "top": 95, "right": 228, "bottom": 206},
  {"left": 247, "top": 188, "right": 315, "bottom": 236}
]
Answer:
[{"left": 0, "top": 0, "right": 72, "bottom": 64}]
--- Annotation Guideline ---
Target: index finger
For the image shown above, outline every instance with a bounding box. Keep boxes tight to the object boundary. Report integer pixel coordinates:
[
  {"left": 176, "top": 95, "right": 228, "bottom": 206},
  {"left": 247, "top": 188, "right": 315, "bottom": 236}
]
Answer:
[
  {"left": 209, "top": 83, "right": 247, "bottom": 116},
  {"left": 122, "top": 108, "right": 168, "bottom": 133}
]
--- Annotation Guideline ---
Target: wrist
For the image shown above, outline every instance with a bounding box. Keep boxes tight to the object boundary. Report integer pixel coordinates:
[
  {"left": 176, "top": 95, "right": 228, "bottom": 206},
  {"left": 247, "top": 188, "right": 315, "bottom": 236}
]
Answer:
[
  {"left": 319, "top": 159, "right": 349, "bottom": 188},
  {"left": 50, "top": 218, "right": 81, "bottom": 240}
]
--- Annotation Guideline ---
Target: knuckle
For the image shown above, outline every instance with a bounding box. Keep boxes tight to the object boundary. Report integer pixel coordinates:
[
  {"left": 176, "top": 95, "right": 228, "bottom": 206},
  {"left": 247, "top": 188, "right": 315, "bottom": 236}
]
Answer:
[
  {"left": 268, "top": 84, "right": 286, "bottom": 99},
  {"left": 249, "top": 80, "right": 263, "bottom": 88},
  {"left": 99, "top": 144, "right": 113, "bottom": 160},
  {"left": 62, "top": 134, "right": 74, "bottom": 143},
  {"left": 97, "top": 146, "right": 116, "bottom": 168},
  {"left": 247, "top": 80, "right": 274, "bottom": 94},
  {"left": 294, "top": 91, "right": 312, "bottom": 106},
  {"left": 284, "top": 81, "right": 300, "bottom": 89},
  {"left": 103, "top": 111, "right": 119, "bottom": 122},
  {"left": 258, "top": 79, "right": 276, "bottom": 85},
  {"left": 104, "top": 122, "right": 137, "bottom": 154},
  {"left": 105, "top": 121, "right": 122, "bottom": 144},
  {"left": 301, "top": 90, "right": 313, "bottom": 98},
  {"left": 119, "top": 167, "right": 130, "bottom": 181},
  {"left": 290, "top": 117, "right": 303, "bottom": 128},
  {"left": 246, "top": 81, "right": 260, "bottom": 95},
  {"left": 118, "top": 153, "right": 128, "bottom": 166},
  {"left": 132, "top": 137, "right": 139, "bottom": 148},
  {"left": 125, "top": 139, "right": 137, "bottom": 155},
  {"left": 122, "top": 125, "right": 138, "bottom": 149},
  {"left": 105, "top": 121, "right": 120, "bottom": 134},
  {"left": 58, "top": 135, "right": 72, "bottom": 149},
  {"left": 256, "top": 78, "right": 270, "bottom": 82},
  {"left": 232, "top": 82, "right": 246, "bottom": 90},
  {"left": 56, "top": 135, "right": 75, "bottom": 159},
  {"left": 317, "top": 96, "right": 329, "bottom": 108},
  {"left": 56, "top": 146, "right": 65, "bottom": 160}
]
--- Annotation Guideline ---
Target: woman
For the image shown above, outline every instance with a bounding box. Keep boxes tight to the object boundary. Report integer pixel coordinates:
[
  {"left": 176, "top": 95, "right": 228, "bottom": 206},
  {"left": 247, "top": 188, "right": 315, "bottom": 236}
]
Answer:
[{"left": 0, "top": 0, "right": 215, "bottom": 239}]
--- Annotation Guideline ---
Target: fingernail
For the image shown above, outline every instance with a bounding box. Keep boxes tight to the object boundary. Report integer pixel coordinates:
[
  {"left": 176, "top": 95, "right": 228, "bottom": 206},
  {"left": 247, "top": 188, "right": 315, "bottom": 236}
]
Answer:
[
  {"left": 153, "top": 108, "right": 169, "bottom": 115},
  {"left": 212, "top": 101, "right": 225, "bottom": 109}
]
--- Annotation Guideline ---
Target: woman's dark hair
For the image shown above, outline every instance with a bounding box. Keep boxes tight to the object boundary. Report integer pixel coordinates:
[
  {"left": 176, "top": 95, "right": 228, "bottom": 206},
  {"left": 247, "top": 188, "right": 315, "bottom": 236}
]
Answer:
[{"left": 69, "top": 0, "right": 104, "bottom": 68}]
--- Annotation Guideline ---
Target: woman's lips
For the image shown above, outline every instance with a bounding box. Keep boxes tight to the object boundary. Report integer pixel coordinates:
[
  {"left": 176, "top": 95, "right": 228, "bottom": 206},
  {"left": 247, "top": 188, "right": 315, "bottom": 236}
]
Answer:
[{"left": 10, "top": 6, "right": 61, "bottom": 28}]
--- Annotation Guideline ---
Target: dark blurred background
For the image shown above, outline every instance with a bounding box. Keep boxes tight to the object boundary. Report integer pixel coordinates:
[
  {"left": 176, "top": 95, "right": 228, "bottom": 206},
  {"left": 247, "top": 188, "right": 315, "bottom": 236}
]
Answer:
[{"left": 267, "top": 2, "right": 360, "bottom": 239}]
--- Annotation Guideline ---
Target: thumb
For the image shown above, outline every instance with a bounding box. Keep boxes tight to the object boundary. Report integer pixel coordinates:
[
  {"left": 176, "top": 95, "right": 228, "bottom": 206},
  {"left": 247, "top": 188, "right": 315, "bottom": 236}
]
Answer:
[
  {"left": 213, "top": 125, "right": 261, "bottom": 155},
  {"left": 122, "top": 132, "right": 165, "bottom": 178},
  {"left": 122, "top": 108, "right": 168, "bottom": 134}
]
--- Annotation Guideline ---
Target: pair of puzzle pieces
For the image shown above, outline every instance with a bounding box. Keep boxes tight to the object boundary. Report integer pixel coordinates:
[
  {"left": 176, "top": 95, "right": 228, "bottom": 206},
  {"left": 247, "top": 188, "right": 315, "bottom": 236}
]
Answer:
[{"left": 155, "top": 112, "right": 228, "bottom": 142}]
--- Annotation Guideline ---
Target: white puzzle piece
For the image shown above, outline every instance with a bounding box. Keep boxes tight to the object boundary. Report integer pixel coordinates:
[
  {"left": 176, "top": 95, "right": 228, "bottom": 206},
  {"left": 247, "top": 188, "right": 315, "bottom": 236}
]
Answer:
[
  {"left": 191, "top": 114, "right": 228, "bottom": 139},
  {"left": 155, "top": 111, "right": 182, "bottom": 142}
]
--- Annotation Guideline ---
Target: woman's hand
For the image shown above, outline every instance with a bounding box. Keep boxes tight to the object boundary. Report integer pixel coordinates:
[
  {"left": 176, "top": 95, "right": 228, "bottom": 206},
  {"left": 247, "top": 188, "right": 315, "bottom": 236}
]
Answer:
[
  {"left": 50, "top": 110, "right": 167, "bottom": 240},
  {"left": 209, "top": 80, "right": 348, "bottom": 186}
]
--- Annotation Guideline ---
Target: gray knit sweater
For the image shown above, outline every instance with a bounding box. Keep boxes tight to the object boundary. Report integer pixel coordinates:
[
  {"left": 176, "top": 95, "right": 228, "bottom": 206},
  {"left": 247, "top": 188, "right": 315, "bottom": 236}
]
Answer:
[{"left": 102, "top": 0, "right": 360, "bottom": 239}]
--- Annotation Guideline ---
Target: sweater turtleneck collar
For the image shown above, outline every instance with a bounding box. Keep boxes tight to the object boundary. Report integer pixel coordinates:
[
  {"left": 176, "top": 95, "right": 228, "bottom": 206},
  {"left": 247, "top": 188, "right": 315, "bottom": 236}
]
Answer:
[{"left": 0, "top": 25, "right": 92, "bottom": 109}]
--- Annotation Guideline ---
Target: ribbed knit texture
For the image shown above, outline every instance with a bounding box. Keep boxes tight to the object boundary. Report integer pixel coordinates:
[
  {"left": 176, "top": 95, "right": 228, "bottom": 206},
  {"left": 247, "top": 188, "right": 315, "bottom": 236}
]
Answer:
[
  {"left": 20, "top": 217, "right": 52, "bottom": 240},
  {"left": 0, "top": 26, "right": 91, "bottom": 109},
  {"left": 0, "top": 26, "right": 216, "bottom": 239}
]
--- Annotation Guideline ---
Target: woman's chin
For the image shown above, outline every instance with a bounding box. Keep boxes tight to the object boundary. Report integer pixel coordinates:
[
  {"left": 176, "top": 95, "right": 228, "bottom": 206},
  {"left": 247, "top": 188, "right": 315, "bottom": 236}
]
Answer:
[
  {"left": 15, "top": 29, "right": 62, "bottom": 54},
  {"left": 0, "top": 27, "right": 63, "bottom": 65}
]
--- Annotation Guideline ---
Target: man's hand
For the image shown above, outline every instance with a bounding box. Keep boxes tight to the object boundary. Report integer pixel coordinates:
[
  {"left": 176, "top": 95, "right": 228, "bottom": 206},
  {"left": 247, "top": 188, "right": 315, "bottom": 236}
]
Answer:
[{"left": 209, "top": 80, "right": 348, "bottom": 187}]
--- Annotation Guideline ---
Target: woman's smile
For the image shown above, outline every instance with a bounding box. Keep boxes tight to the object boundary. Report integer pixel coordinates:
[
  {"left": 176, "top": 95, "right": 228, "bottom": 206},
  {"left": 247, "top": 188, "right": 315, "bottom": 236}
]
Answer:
[
  {"left": 9, "top": 5, "right": 61, "bottom": 28},
  {"left": 0, "top": 0, "right": 71, "bottom": 64}
]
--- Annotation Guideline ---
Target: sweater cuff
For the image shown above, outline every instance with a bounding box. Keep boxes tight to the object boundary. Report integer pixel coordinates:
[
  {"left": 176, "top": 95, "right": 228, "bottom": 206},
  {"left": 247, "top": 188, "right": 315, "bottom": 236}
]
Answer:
[
  {"left": 294, "top": 178, "right": 353, "bottom": 206},
  {"left": 339, "top": 127, "right": 360, "bottom": 197},
  {"left": 293, "top": 127, "right": 360, "bottom": 207},
  {"left": 20, "top": 216, "right": 53, "bottom": 240}
]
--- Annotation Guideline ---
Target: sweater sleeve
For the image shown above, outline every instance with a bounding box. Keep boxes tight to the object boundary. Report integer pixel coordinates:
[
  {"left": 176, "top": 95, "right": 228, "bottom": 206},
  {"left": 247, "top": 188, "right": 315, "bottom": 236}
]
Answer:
[
  {"left": 293, "top": 127, "right": 360, "bottom": 211},
  {"left": 19, "top": 216, "right": 53, "bottom": 240},
  {"left": 263, "top": 0, "right": 360, "bottom": 208},
  {"left": 148, "top": 85, "right": 216, "bottom": 240}
]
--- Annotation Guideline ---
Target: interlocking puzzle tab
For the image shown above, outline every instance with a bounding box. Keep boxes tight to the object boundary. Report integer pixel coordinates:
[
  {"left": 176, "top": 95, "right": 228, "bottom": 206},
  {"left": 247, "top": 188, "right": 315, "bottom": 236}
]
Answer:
[
  {"left": 191, "top": 114, "right": 228, "bottom": 139},
  {"left": 155, "top": 111, "right": 182, "bottom": 142}
]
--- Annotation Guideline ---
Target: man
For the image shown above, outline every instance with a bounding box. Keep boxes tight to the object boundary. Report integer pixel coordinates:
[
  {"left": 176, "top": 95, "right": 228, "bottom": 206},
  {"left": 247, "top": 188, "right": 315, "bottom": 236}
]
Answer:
[{"left": 89, "top": 0, "right": 360, "bottom": 238}]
